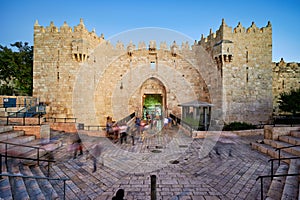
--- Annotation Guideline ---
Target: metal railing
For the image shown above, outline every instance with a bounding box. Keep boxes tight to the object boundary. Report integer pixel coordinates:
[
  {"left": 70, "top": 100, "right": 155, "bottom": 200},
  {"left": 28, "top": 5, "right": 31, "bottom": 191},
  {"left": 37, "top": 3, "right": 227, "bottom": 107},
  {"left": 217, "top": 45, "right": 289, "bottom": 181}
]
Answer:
[
  {"left": 116, "top": 112, "right": 136, "bottom": 124},
  {"left": 169, "top": 113, "right": 193, "bottom": 136},
  {"left": 0, "top": 173, "right": 69, "bottom": 200},
  {"left": 275, "top": 144, "right": 300, "bottom": 166},
  {"left": 44, "top": 117, "right": 77, "bottom": 123},
  {"left": 273, "top": 116, "right": 300, "bottom": 127},
  {"left": 256, "top": 146, "right": 300, "bottom": 200},
  {"left": 256, "top": 173, "right": 300, "bottom": 200},
  {"left": 0, "top": 141, "right": 46, "bottom": 166},
  {"left": 84, "top": 125, "right": 106, "bottom": 131},
  {"left": 268, "top": 156, "right": 300, "bottom": 180},
  {"left": 0, "top": 115, "right": 44, "bottom": 126},
  {"left": 0, "top": 153, "right": 55, "bottom": 177}
]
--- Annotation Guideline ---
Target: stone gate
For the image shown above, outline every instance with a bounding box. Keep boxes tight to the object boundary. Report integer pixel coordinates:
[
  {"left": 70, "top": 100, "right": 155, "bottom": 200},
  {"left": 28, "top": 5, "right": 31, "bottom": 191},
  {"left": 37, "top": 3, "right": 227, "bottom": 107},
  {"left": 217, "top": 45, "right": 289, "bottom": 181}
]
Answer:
[{"left": 33, "top": 18, "right": 274, "bottom": 128}]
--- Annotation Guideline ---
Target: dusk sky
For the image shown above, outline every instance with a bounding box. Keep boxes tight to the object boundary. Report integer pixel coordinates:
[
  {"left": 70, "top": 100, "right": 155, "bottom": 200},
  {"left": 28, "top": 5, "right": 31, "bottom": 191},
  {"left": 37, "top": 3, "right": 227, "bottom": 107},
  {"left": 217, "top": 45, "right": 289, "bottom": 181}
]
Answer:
[{"left": 1, "top": 0, "right": 299, "bottom": 62}]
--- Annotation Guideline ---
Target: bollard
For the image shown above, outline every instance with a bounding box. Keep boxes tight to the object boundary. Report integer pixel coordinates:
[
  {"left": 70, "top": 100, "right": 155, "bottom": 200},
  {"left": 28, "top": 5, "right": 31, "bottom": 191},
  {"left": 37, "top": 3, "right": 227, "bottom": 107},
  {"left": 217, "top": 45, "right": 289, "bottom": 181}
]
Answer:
[{"left": 151, "top": 175, "right": 156, "bottom": 200}]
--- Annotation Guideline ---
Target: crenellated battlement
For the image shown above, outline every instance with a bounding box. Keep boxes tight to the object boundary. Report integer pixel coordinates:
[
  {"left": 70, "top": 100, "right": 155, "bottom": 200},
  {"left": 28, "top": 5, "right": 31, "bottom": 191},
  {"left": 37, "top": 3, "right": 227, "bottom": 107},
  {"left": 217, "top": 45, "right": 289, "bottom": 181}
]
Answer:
[
  {"left": 199, "top": 19, "right": 272, "bottom": 45},
  {"left": 34, "top": 18, "right": 104, "bottom": 41}
]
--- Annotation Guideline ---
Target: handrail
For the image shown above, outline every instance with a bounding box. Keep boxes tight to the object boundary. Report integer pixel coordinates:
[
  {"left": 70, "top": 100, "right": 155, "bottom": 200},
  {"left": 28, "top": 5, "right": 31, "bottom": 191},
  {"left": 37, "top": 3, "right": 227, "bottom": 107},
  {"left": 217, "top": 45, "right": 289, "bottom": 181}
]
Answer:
[
  {"left": 0, "top": 141, "right": 46, "bottom": 166},
  {"left": 0, "top": 115, "right": 43, "bottom": 126},
  {"left": 0, "top": 173, "right": 69, "bottom": 200},
  {"left": 44, "top": 117, "right": 77, "bottom": 123},
  {"left": 256, "top": 173, "right": 300, "bottom": 200},
  {"left": 85, "top": 125, "right": 106, "bottom": 131},
  {"left": 0, "top": 154, "right": 55, "bottom": 177},
  {"left": 268, "top": 156, "right": 300, "bottom": 180},
  {"left": 273, "top": 115, "right": 300, "bottom": 127},
  {"left": 170, "top": 113, "right": 193, "bottom": 136},
  {"left": 275, "top": 144, "right": 300, "bottom": 166}
]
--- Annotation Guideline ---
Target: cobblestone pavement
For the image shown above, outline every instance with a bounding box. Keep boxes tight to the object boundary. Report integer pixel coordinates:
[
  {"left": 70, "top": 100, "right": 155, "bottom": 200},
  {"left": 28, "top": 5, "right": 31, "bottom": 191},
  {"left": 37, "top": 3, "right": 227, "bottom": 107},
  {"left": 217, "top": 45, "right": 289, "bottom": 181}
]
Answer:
[{"left": 51, "top": 126, "right": 271, "bottom": 200}]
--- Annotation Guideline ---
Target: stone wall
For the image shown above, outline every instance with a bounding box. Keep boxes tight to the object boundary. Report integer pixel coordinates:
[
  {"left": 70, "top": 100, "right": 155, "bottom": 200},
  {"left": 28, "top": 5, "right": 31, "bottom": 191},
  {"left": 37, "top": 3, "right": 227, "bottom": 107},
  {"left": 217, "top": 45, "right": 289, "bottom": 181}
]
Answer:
[
  {"left": 14, "top": 124, "right": 50, "bottom": 139},
  {"left": 272, "top": 59, "right": 300, "bottom": 114},
  {"left": 264, "top": 125, "right": 299, "bottom": 140},
  {"left": 33, "top": 18, "right": 276, "bottom": 128}
]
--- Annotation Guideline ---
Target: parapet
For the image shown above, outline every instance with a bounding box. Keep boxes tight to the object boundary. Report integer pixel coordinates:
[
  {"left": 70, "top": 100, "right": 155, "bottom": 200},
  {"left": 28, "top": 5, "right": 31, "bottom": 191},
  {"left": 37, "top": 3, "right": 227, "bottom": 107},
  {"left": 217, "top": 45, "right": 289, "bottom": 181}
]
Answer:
[
  {"left": 34, "top": 18, "right": 104, "bottom": 42},
  {"left": 199, "top": 19, "right": 272, "bottom": 44}
]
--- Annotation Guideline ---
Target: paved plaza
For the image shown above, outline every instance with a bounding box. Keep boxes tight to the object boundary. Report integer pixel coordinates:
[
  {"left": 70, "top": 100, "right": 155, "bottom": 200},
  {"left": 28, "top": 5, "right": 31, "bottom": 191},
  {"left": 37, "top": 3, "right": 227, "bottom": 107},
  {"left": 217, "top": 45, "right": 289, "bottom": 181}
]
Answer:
[{"left": 50, "top": 126, "right": 271, "bottom": 200}]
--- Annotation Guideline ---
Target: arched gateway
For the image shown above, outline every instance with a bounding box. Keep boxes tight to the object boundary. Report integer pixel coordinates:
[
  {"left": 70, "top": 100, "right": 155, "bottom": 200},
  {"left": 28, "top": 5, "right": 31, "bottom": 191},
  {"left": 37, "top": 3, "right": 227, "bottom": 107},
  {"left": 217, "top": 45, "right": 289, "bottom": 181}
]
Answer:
[{"left": 72, "top": 44, "right": 214, "bottom": 127}]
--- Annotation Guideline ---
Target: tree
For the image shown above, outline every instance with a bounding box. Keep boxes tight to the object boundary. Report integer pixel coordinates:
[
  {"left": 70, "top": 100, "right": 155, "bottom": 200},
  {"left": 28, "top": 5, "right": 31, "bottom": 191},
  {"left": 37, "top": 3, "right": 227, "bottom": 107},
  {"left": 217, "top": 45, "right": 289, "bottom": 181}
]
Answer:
[
  {"left": 278, "top": 88, "right": 300, "bottom": 116},
  {"left": 0, "top": 42, "right": 33, "bottom": 95}
]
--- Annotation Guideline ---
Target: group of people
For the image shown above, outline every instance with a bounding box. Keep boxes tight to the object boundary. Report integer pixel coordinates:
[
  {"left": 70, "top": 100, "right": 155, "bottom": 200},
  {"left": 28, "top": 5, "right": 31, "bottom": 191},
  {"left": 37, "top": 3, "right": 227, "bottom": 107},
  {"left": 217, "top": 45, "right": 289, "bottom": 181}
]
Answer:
[{"left": 106, "top": 116, "right": 134, "bottom": 145}]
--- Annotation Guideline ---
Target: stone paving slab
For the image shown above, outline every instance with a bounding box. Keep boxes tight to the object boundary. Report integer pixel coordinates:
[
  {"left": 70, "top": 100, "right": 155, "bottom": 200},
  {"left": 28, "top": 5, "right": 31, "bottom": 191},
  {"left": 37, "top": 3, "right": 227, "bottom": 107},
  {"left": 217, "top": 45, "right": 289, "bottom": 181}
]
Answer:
[{"left": 49, "top": 126, "right": 272, "bottom": 199}]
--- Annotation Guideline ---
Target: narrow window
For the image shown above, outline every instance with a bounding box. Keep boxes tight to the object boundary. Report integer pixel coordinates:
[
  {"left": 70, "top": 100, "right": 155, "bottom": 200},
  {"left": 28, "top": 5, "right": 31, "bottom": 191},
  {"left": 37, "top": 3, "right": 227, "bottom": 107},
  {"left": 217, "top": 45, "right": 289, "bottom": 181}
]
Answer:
[
  {"left": 246, "top": 67, "right": 249, "bottom": 83},
  {"left": 57, "top": 72, "right": 60, "bottom": 81},
  {"left": 150, "top": 61, "right": 156, "bottom": 70},
  {"left": 246, "top": 51, "right": 249, "bottom": 63}
]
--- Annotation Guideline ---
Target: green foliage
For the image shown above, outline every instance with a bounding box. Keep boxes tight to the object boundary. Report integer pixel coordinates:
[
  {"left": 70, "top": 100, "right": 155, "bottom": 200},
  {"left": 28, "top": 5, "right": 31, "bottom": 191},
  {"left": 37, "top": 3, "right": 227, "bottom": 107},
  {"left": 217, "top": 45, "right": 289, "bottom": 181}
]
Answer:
[
  {"left": 0, "top": 42, "right": 33, "bottom": 95},
  {"left": 144, "top": 94, "right": 162, "bottom": 108},
  {"left": 278, "top": 88, "right": 300, "bottom": 115},
  {"left": 222, "top": 122, "right": 256, "bottom": 131}
]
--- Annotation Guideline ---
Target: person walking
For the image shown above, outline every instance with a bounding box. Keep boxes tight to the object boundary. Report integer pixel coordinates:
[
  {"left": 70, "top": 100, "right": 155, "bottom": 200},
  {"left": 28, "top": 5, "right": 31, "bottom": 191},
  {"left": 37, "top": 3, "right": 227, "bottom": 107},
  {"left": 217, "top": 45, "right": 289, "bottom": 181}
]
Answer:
[
  {"left": 87, "top": 143, "right": 103, "bottom": 173},
  {"left": 73, "top": 136, "right": 83, "bottom": 159},
  {"left": 118, "top": 123, "right": 128, "bottom": 144}
]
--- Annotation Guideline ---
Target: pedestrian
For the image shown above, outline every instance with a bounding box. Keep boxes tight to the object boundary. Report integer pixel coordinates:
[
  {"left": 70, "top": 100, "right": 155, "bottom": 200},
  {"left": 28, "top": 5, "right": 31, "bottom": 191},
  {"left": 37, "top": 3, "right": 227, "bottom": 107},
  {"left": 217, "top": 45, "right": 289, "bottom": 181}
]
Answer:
[
  {"left": 128, "top": 126, "right": 135, "bottom": 146},
  {"left": 73, "top": 136, "right": 83, "bottom": 159},
  {"left": 87, "top": 143, "right": 103, "bottom": 173},
  {"left": 112, "top": 189, "right": 125, "bottom": 200},
  {"left": 135, "top": 117, "right": 141, "bottom": 134},
  {"left": 163, "top": 117, "right": 169, "bottom": 130},
  {"left": 119, "top": 123, "right": 128, "bottom": 144}
]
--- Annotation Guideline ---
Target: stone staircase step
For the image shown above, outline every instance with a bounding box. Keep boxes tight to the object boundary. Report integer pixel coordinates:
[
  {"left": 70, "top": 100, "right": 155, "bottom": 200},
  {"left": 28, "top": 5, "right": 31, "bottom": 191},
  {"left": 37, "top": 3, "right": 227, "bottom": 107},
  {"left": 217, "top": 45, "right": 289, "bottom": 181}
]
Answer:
[
  {"left": 290, "top": 130, "right": 300, "bottom": 138},
  {"left": 264, "top": 139, "right": 300, "bottom": 157},
  {"left": 0, "top": 160, "right": 13, "bottom": 200},
  {"left": 0, "top": 130, "right": 25, "bottom": 143},
  {"left": 0, "top": 126, "right": 13, "bottom": 133},
  {"left": 251, "top": 142, "right": 293, "bottom": 163},
  {"left": 0, "top": 136, "right": 37, "bottom": 156},
  {"left": 9, "top": 164, "right": 30, "bottom": 200},
  {"left": 279, "top": 135, "right": 300, "bottom": 145},
  {"left": 30, "top": 166, "right": 60, "bottom": 199},
  {"left": 0, "top": 175, "right": 13, "bottom": 200},
  {"left": 49, "top": 164, "right": 79, "bottom": 199},
  {"left": 281, "top": 159, "right": 299, "bottom": 200},
  {"left": 20, "top": 165, "right": 46, "bottom": 200},
  {"left": 266, "top": 164, "right": 289, "bottom": 200}
]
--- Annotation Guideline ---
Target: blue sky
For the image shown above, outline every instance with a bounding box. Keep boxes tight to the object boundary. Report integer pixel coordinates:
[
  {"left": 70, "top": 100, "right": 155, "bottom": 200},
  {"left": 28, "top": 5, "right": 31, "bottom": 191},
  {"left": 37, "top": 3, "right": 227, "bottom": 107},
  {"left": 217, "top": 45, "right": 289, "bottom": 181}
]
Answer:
[{"left": 1, "top": 0, "right": 299, "bottom": 62}]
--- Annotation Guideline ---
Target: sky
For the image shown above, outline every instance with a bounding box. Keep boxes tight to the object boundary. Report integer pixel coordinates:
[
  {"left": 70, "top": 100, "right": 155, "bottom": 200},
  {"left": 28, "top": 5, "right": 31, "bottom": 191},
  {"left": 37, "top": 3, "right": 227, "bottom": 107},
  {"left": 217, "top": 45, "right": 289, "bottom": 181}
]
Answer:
[{"left": 0, "top": 0, "right": 299, "bottom": 62}]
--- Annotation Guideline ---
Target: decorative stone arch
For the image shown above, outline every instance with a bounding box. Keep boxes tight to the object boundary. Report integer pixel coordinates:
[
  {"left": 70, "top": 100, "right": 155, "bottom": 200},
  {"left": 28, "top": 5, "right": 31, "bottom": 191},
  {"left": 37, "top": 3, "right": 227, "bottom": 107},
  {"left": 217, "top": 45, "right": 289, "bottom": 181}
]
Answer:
[{"left": 73, "top": 45, "right": 216, "bottom": 126}]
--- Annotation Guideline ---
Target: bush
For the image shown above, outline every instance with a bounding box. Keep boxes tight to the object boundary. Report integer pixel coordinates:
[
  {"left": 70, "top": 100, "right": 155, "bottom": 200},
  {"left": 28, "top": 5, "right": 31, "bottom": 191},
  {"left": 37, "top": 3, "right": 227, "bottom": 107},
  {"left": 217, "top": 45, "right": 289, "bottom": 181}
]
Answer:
[{"left": 222, "top": 122, "right": 256, "bottom": 131}]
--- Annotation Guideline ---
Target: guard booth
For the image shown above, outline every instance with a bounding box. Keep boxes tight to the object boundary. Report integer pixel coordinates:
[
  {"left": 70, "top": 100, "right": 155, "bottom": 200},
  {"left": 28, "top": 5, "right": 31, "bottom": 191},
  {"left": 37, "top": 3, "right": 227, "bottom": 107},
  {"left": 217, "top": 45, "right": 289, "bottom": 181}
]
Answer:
[
  {"left": 3, "top": 98, "right": 16, "bottom": 108},
  {"left": 178, "top": 100, "right": 213, "bottom": 131}
]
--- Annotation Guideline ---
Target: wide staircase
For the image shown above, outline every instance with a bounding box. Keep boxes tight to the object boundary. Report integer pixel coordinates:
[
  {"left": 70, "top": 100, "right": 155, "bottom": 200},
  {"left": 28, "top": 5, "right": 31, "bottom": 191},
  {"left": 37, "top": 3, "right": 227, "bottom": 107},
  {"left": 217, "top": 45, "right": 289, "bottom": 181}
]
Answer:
[
  {"left": 252, "top": 129, "right": 300, "bottom": 199},
  {"left": 0, "top": 126, "right": 63, "bottom": 200}
]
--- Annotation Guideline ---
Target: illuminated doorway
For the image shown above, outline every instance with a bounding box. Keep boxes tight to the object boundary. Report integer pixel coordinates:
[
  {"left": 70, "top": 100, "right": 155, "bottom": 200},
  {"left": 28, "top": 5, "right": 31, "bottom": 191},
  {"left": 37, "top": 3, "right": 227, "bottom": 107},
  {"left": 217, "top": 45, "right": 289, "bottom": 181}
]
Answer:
[{"left": 142, "top": 94, "right": 163, "bottom": 119}]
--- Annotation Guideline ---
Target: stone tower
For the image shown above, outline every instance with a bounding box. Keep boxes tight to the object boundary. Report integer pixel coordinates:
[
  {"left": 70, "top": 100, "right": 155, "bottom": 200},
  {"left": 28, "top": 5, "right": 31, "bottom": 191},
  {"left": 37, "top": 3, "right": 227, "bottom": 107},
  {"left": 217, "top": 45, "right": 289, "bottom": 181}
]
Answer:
[{"left": 199, "top": 19, "right": 273, "bottom": 124}]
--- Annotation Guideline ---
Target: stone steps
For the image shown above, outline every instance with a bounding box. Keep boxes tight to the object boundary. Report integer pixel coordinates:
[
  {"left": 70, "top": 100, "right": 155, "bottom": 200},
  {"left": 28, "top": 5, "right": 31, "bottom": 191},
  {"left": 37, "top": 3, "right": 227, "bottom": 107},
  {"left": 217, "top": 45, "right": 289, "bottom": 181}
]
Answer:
[
  {"left": 0, "top": 130, "right": 24, "bottom": 141},
  {"left": 266, "top": 163, "right": 289, "bottom": 199},
  {"left": 0, "top": 126, "right": 64, "bottom": 199},
  {"left": 252, "top": 129, "right": 300, "bottom": 199},
  {"left": 20, "top": 165, "right": 46, "bottom": 200},
  {"left": 281, "top": 159, "right": 299, "bottom": 200}
]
